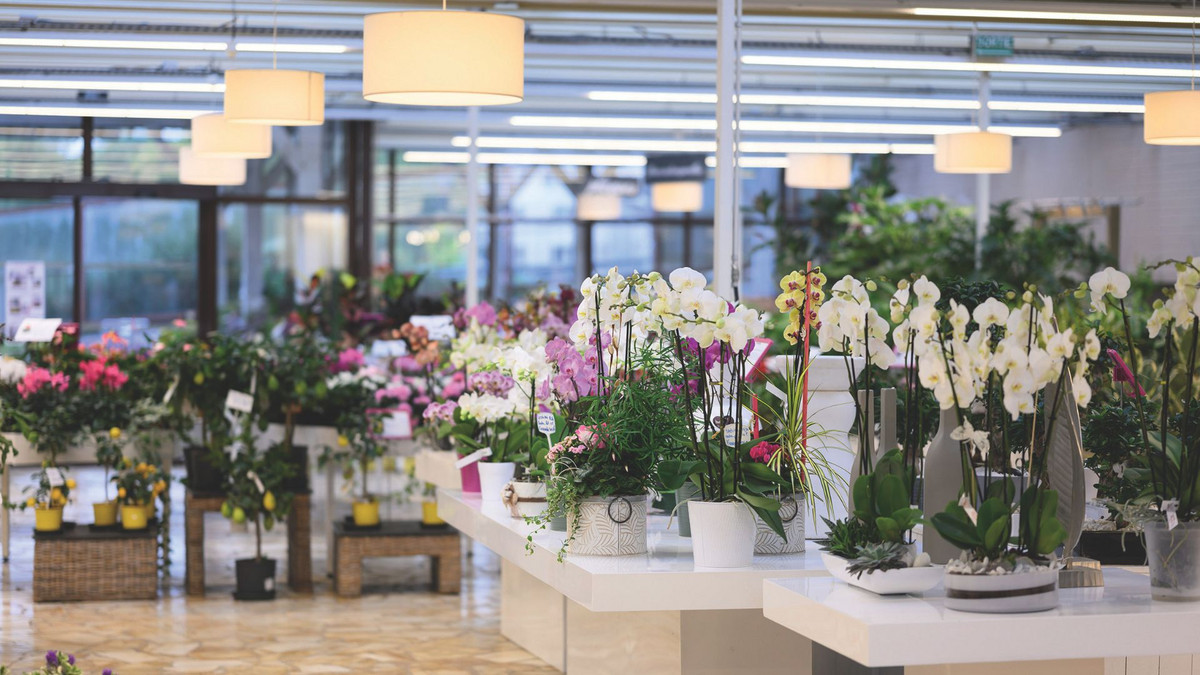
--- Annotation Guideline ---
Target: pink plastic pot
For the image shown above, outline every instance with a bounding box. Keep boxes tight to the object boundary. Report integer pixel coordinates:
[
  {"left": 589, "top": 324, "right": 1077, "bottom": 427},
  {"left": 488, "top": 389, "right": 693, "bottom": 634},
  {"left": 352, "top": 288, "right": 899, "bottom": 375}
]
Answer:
[{"left": 459, "top": 460, "right": 481, "bottom": 493}]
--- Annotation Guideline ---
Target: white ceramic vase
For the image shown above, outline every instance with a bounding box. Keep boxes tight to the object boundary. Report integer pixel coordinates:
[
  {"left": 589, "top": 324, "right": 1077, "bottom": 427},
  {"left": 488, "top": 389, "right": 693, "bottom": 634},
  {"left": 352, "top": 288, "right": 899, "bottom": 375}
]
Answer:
[
  {"left": 943, "top": 566, "right": 1060, "bottom": 613},
  {"left": 567, "top": 495, "right": 648, "bottom": 556},
  {"left": 508, "top": 480, "right": 548, "bottom": 519},
  {"left": 754, "top": 494, "right": 806, "bottom": 554},
  {"left": 477, "top": 461, "right": 516, "bottom": 502},
  {"left": 690, "top": 501, "right": 756, "bottom": 568}
]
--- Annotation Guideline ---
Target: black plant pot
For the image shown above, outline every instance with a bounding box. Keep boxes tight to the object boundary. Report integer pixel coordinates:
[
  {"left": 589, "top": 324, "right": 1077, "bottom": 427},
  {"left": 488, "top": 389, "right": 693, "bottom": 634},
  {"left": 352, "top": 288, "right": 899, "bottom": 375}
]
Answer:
[
  {"left": 1078, "top": 530, "right": 1147, "bottom": 565},
  {"left": 283, "top": 445, "right": 310, "bottom": 495},
  {"left": 234, "top": 557, "right": 277, "bottom": 601},
  {"left": 184, "top": 445, "right": 226, "bottom": 496}
]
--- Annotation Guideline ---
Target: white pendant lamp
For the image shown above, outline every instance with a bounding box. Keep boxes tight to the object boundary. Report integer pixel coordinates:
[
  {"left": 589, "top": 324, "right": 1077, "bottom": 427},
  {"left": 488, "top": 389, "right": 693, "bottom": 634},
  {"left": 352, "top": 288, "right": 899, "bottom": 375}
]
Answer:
[
  {"left": 179, "top": 147, "right": 246, "bottom": 186},
  {"left": 191, "top": 113, "right": 272, "bottom": 158},
  {"left": 785, "top": 153, "right": 852, "bottom": 190},
  {"left": 1145, "top": 0, "right": 1200, "bottom": 144},
  {"left": 363, "top": 8, "right": 524, "bottom": 106},
  {"left": 934, "top": 131, "right": 1013, "bottom": 174},
  {"left": 225, "top": 69, "right": 324, "bottom": 126},
  {"left": 651, "top": 181, "right": 703, "bottom": 213},
  {"left": 577, "top": 191, "right": 621, "bottom": 221}
]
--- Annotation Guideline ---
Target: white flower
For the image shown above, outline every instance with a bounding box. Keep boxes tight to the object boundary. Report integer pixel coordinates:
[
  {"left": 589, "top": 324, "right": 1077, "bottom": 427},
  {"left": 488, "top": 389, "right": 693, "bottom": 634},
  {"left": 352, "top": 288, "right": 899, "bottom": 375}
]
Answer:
[
  {"left": 1147, "top": 306, "right": 1173, "bottom": 339},
  {"left": 1003, "top": 392, "right": 1036, "bottom": 420},
  {"left": 457, "top": 392, "right": 516, "bottom": 423},
  {"left": 1045, "top": 328, "right": 1075, "bottom": 361},
  {"left": 972, "top": 297, "right": 1009, "bottom": 329},
  {"left": 951, "top": 420, "right": 990, "bottom": 459},
  {"left": 1083, "top": 329, "right": 1101, "bottom": 361},
  {"left": 669, "top": 267, "right": 707, "bottom": 295},
  {"left": 1072, "top": 371, "right": 1093, "bottom": 408},
  {"left": 0, "top": 356, "right": 26, "bottom": 384},
  {"left": 1088, "top": 266, "right": 1131, "bottom": 311},
  {"left": 909, "top": 305, "right": 939, "bottom": 339},
  {"left": 957, "top": 494, "right": 978, "bottom": 525},
  {"left": 912, "top": 276, "right": 940, "bottom": 306},
  {"left": 948, "top": 300, "right": 970, "bottom": 340}
]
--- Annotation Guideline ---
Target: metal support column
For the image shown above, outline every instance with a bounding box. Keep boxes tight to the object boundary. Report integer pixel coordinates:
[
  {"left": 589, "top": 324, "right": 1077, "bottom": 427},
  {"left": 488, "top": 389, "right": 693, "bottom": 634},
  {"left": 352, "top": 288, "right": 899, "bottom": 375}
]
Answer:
[
  {"left": 713, "top": 0, "right": 739, "bottom": 298},
  {"left": 465, "top": 106, "right": 481, "bottom": 306},
  {"left": 198, "top": 199, "right": 219, "bottom": 336},
  {"left": 346, "top": 120, "right": 375, "bottom": 286}
]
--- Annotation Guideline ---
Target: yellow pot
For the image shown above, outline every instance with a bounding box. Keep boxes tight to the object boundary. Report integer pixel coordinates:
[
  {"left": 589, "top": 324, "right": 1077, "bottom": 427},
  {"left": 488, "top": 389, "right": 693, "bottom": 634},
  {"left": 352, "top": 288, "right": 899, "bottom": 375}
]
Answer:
[
  {"left": 120, "top": 503, "right": 148, "bottom": 530},
  {"left": 92, "top": 501, "right": 118, "bottom": 527},
  {"left": 34, "top": 506, "right": 63, "bottom": 533},
  {"left": 352, "top": 500, "right": 380, "bottom": 527},
  {"left": 421, "top": 501, "right": 445, "bottom": 526},
  {"left": 145, "top": 500, "right": 157, "bottom": 522}
]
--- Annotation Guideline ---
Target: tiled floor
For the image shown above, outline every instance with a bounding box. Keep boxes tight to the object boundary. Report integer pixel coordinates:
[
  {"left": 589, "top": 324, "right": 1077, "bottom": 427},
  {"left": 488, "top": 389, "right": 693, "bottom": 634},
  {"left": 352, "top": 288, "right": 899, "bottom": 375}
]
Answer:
[{"left": 0, "top": 465, "right": 555, "bottom": 674}]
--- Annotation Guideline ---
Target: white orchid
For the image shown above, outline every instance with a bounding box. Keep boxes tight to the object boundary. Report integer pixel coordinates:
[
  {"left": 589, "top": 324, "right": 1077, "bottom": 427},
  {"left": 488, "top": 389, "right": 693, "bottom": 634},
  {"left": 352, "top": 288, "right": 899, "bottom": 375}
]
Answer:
[
  {"left": 951, "top": 420, "right": 991, "bottom": 459},
  {"left": 912, "top": 276, "right": 941, "bottom": 306},
  {"left": 1088, "top": 266, "right": 1131, "bottom": 312},
  {"left": 972, "top": 297, "right": 1009, "bottom": 329}
]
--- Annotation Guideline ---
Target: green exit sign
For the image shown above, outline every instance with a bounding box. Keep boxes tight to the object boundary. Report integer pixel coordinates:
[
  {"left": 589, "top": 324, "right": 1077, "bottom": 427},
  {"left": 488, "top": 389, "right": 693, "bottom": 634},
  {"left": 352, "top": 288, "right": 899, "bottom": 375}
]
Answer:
[{"left": 974, "top": 34, "right": 1014, "bottom": 57}]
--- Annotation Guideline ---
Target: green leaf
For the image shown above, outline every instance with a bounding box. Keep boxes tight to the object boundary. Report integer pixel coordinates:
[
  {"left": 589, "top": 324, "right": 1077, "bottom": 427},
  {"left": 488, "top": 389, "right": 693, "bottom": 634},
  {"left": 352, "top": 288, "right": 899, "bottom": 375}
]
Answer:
[
  {"left": 657, "top": 459, "right": 705, "bottom": 491},
  {"left": 737, "top": 488, "right": 782, "bottom": 512},
  {"left": 851, "top": 475, "right": 871, "bottom": 522},
  {"left": 875, "top": 474, "right": 909, "bottom": 516},
  {"left": 930, "top": 504, "right": 984, "bottom": 551},
  {"left": 875, "top": 516, "right": 901, "bottom": 542}
]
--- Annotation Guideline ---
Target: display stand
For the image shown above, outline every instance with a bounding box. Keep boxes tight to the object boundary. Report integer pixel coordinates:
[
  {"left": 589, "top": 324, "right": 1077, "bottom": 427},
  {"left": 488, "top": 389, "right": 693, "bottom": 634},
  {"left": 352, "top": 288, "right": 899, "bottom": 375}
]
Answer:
[
  {"left": 331, "top": 520, "right": 460, "bottom": 597},
  {"left": 762, "top": 569, "right": 1200, "bottom": 674},
  {"left": 437, "top": 488, "right": 824, "bottom": 674},
  {"left": 33, "top": 522, "right": 158, "bottom": 602}
]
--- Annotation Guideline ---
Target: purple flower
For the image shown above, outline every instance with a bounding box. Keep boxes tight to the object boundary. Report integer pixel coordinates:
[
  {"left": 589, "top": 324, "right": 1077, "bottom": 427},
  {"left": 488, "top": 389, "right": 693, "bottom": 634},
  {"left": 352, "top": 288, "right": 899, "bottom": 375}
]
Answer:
[
  {"left": 46, "top": 652, "right": 57, "bottom": 666},
  {"left": 464, "top": 302, "right": 497, "bottom": 327},
  {"left": 544, "top": 338, "right": 570, "bottom": 362},
  {"left": 67, "top": 654, "right": 76, "bottom": 665},
  {"left": 103, "top": 670, "right": 113, "bottom": 675}
]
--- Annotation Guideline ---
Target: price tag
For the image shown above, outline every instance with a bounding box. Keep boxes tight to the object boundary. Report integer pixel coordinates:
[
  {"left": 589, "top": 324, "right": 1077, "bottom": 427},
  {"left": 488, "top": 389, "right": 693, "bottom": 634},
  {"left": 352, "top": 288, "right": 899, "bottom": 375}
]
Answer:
[
  {"left": 381, "top": 410, "right": 413, "bottom": 439},
  {"left": 47, "top": 468, "right": 65, "bottom": 487},
  {"left": 13, "top": 318, "right": 62, "bottom": 343},
  {"left": 536, "top": 412, "right": 557, "bottom": 435},
  {"left": 225, "top": 390, "right": 254, "bottom": 414},
  {"left": 411, "top": 315, "right": 457, "bottom": 341},
  {"left": 454, "top": 447, "right": 493, "bottom": 469},
  {"left": 1165, "top": 499, "right": 1180, "bottom": 531},
  {"left": 723, "top": 424, "right": 738, "bottom": 447}
]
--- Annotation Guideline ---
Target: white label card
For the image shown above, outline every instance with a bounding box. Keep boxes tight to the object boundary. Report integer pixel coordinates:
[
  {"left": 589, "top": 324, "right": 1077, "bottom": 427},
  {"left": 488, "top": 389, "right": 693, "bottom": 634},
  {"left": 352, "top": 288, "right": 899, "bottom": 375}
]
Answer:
[
  {"left": 381, "top": 410, "right": 413, "bottom": 439},
  {"left": 163, "top": 375, "right": 180, "bottom": 405},
  {"left": 247, "top": 470, "right": 265, "bottom": 495},
  {"left": 13, "top": 318, "right": 61, "bottom": 343},
  {"left": 47, "top": 468, "right": 65, "bottom": 487},
  {"left": 1165, "top": 499, "right": 1180, "bottom": 530},
  {"left": 454, "top": 447, "right": 493, "bottom": 469},
  {"left": 225, "top": 390, "right": 254, "bottom": 414},
  {"left": 536, "top": 412, "right": 557, "bottom": 435},
  {"left": 411, "top": 315, "right": 457, "bottom": 341}
]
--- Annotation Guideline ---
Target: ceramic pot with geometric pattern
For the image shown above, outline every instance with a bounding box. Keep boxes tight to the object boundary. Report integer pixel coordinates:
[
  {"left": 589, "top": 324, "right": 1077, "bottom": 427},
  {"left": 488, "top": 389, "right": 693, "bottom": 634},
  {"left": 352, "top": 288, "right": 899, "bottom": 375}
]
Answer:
[
  {"left": 753, "top": 493, "right": 806, "bottom": 554},
  {"left": 567, "top": 495, "right": 647, "bottom": 556}
]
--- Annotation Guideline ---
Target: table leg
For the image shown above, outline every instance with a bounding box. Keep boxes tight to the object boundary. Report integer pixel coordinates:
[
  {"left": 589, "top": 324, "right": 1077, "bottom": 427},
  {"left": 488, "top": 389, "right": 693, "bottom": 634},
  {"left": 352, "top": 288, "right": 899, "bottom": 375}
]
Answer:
[
  {"left": 287, "top": 495, "right": 313, "bottom": 593},
  {"left": 334, "top": 538, "right": 361, "bottom": 598},
  {"left": 2, "top": 463, "right": 9, "bottom": 562},
  {"left": 813, "top": 643, "right": 901, "bottom": 675},
  {"left": 324, "top": 463, "right": 334, "bottom": 577},
  {"left": 680, "top": 609, "right": 813, "bottom": 674},
  {"left": 185, "top": 498, "right": 205, "bottom": 596},
  {"left": 435, "top": 547, "right": 461, "bottom": 594}
]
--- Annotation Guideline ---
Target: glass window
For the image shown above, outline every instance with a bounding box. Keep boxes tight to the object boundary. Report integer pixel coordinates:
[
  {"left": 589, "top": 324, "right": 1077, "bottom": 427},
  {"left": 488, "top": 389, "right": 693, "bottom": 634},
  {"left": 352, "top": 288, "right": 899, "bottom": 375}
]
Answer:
[
  {"left": 92, "top": 124, "right": 188, "bottom": 183},
  {"left": 592, "top": 222, "right": 656, "bottom": 273},
  {"left": 389, "top": 221, "right": 489, "bottom": 300},
  {"left": 0, "top": 199, "right": 75, "bottom": 335},
  {"left": 0, "top": 126, "right": 82, "bottom": 181},
  {"left": 218, "top": 203, "right": 347, "bottom": 331},
  {"left": 81, "top": 198, "right": 198, "bottom": 341},
  {"left": 223, "top": 125, "right": 347, "bottom": 199}
]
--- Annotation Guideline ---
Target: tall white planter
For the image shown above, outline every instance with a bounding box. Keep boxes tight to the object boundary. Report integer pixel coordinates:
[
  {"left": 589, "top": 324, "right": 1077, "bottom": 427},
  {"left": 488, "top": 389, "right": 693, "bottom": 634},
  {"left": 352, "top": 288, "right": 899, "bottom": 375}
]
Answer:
[
  {"left": 775, "top": 354, "right": 865, "bottom": 539},
  {"left": 923, "top": 408, "right": 963, "bottom": 564},
  {"left": 690, "top": 501, "right": 756, "bottom": 568},
  {"left": 754, "top": 494, "right": 806, "bottom": 554},
  {"left": 477, "top": 461, "right": 516, "bottom": 502},
  {"left": 568, "top": 495, "right": 648, "bottom": 556}
]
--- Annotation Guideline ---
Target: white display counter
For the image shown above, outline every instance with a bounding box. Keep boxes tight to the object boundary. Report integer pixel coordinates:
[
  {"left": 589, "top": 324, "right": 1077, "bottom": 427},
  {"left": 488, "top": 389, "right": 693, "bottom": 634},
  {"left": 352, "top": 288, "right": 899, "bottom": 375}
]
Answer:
[
  {"left": 763, "top": 568, "right": 1200, "bottom": 674},
  {"left": 436, "top": 488, "right": 827, "bottom": 674}
]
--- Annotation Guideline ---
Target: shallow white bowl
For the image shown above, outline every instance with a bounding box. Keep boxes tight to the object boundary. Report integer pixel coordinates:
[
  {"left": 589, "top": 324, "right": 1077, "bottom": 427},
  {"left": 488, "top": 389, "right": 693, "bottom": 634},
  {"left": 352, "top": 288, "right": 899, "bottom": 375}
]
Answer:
[{"left": 821, "top": 552, "right": 943, "bottom": 595}]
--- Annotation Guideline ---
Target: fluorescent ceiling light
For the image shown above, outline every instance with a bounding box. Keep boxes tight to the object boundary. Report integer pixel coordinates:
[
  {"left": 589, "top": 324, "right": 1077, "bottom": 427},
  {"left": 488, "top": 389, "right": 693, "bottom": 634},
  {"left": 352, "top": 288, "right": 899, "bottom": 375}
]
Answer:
[
  {"left": 0, "top": 105, "right": 211, "bottom": 119},
  {"left": 989, "top": 100, "right": 1145, "bottom": 114},
  {"left": 0, "top": 37, "right": 227, "bottom": 51},
  {"left": 235, "top": 42, "right": 350, "bottom": 54},
  {"left": 743, "top": 55, "right": 1196, "bottom": 79},
  {"left": 403, "top": 151, "right": 647, "bottom": 166},
  {"left": 0, "top": 78, "right": 223, "bottom": 93},
  {"left": 905, "top": 7, "right": 1200, "bottom": 24},
  {"left": 451, "top": 136, "right": 936, "bottom": 155},
  {"left": 509, "top": 115, "right": 1060, "bottom": 138}
]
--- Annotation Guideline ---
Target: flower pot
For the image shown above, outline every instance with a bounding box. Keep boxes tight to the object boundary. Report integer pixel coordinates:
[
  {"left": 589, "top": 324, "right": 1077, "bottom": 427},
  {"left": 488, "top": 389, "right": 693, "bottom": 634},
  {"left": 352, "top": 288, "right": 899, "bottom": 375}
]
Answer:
[
  {"left": 549, "top": 514, "right": 567, "bottom": 532},
  {"left": 822, "top": 553, "right": 943, "bottom": 595},
  {"left": 1145, "top": 520, "right": 1200, "bottom": 601},
  {"left": 689, "top": 501, "right": 756, "bottom": 568},
  {"left": 506, "top": 480, "right": 547, "bottom": 519},
  {"left": 120, "top": 504, "right": 148, "bottom": 530},
  {"left": 34, "top": 506, "right": 63, "bottom": 533},
  {"left": 943, "top": 566, "right": 1060, "bottom": 613},
  {"left": 477, "top": 461, "right": 516, "bottom": 502},
  {"left": 421, "top": 501, "right": 445, "bottom": 526},
  {"left": 676, "top": 482, "right": 701, "bottom": 538},
  {"left": 234, "top": 557, "right": 277, "bottom": 601},
  {"left": 184, "top": 444, "right": 225, "bottom": 495},
  {"left": 754, "top": 494, "right": 806, "bottom": 554},
  {"left": 352, "top": 500, "right": 381, "bottom": 527},
  {"left": 92, "top": 501, "right": 118, "bottom": 527},
  {"left": 1078, "top": 529, "right": 1146, "bottom": 566},
  {"left": 459, "top": 459, "right": 481, "bottom": 494},
  {"left": 923, "top": 407, "right": 965, "bottom": 564},
  {"left": 567, "top": 495, "right": 648, "bottom": 556}
]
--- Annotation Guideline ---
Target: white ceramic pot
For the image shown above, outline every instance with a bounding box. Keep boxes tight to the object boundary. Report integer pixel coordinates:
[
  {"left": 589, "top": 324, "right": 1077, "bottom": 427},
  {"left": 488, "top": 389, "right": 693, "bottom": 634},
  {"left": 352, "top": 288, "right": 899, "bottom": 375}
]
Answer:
[
  {"left": 943, "top": 566, "right": 1060, "bottom": 613},
  {"left": 754, "top": 494, "right": 806, "bottom": 554},
  {"left": 507, "top": 480, "right": 548, "bottom": 519},
  {"left": 690, "top": 500, "right": 756, "bottom": 568},
  {"left": 567, "top": 495, "right": 648, "bottom": 556},
  {"left": 477, "top": 461, "right": 516, "bottom": 501},
  {"left": 821, "top": 553, "right": 942, "bottom": 595}
]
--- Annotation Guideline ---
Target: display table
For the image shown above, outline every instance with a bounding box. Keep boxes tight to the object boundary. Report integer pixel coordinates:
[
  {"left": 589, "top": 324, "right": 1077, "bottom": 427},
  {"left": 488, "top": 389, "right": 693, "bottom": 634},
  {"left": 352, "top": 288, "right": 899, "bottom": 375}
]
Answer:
[
  {"left": 762, "top": 568, "right": 1200, "bottom": 674},
  {"left": 437, "top": 488, "right": 828, "bottom": 674},
  {"left": 184, "top": 491, "right": 312, "bottom": 595},
  {"left": 331, "top": 520, "right": 460, "bottom": 597},
  {"left": 33, "top": 522, "right": 158, "bottom": 602}
]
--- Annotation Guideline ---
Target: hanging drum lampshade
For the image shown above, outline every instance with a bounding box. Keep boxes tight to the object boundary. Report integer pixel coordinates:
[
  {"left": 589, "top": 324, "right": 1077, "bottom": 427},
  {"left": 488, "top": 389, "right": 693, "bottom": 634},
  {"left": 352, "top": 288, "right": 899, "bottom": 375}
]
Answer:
[
  {"left": 1144, "top": 90, "right": 1200, "bottom": 145},
  {"left": 224, "top": 69, "right": 325, "bottom": 126},
  {"left": 191, "top": 113, "right": 272, "bottom": 159},
  {"left": 934, "top": 131, "right": 1012, "bottom": 174},
  {"left": 651, "top": 181, "right": 703, "bottom": 213},
  {"left": 179, "top": 147, "right": 246, "bottom": 186},
  {"left": 363, "top": 10, "right": 524, "bottom": 106},
  {"left": 785, "top": 153, "right": 852, "bottom": 190},
  {"left": 577, "top": 191, "right": 622, "bottom": 221}
]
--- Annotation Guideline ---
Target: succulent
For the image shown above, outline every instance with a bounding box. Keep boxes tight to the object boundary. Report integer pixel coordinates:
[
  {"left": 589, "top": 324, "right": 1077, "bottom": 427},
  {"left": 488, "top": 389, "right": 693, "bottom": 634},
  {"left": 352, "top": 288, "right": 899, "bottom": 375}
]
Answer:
[
  {"left": 818, "top": 516, "right": 873, "bottom": 559},
  {"left": 846, "top": 541, "right": 909, "bottom": 578}
]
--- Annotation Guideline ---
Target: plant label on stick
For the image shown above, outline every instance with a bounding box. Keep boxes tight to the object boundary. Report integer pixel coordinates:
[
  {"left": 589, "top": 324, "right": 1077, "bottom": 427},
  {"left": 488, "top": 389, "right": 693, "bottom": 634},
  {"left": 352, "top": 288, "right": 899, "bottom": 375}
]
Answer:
[
  {"left": 1165, "top": 499, "right": 1180, "bottom": 530},
  {"left": 225, "top": 390, "right": 254, "bottom": 414},
  {"left": 247, "top": 470, "right": 265, "bottom": 494},
  {"left": 47, "top": 468, "right": 64, "bottom": 487},
  {"left": 162, "top": 375, "right": 180, "bottom": 405},
  {"left": 455, "top": 447, "right": 493, "bottom": 469},
  {"left": 536, "top": 412, "right": 556, "bottom": 436}
]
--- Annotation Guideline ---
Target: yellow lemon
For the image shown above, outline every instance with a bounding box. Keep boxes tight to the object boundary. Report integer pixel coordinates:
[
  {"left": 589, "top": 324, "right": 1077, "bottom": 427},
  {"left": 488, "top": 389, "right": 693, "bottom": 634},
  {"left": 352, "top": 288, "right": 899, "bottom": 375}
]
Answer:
[
  {"left": 118, "top": 487, "right": 127, "bottom": 499},
  {"left": 220, "top": 501, "right": 233, "bottom": 518},
  {"left": 193, "top": 372, "right": 205, "bottom": 386},
  {"left": 65, "top": 479, "right": 76, "bottom": 490},
  {"left": 262, "top": 491, "right": 276, "bottom": 512},
  {"left": 123, "top": 457, "right": 132, "bottom": 469},
  {"left": 50, "top": 488, "right": 63, "bottom": 502},
  {"left": 109, "top": 427, "right": 121, "bottom": 440},
  {"left": 25, "top": 497, "right": 35, "bottom": 507},
  {"left": 337, "top": 435, "right": 349, "bottom": 447},
  {"left": 154, "top": 480, "right": 166, "bottom": 494},
  {"left": 232, "top": 506, "right": 246, "bottom": 524}
]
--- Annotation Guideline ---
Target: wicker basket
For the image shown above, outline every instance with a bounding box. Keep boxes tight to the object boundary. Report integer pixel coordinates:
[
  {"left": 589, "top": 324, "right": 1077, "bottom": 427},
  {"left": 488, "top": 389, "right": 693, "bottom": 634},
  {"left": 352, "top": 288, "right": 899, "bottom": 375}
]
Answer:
[{"left": 34, "top": 527, "right": 158, "bottom": 602}]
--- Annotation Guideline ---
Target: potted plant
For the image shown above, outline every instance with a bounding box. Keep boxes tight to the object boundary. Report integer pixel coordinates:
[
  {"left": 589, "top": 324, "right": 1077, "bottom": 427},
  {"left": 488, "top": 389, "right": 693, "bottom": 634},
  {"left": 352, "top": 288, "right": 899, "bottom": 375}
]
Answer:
[
  {"left": 447, "top": 385, "right": 527, "bottom": 501},
  {"left": 320, "top": 362, "right": 393, "bottom": 525},
  {"left": 1, "top": 651, "right": 89, "bottom": 675},
  {"left": 218, "top": 433, "right": 295, "bottom": 601},
  {"left": 447, "top": 301, "right": 505, "bottom": 492},
  {"left": 13, "top": 461, "right": 73, "bottom": 533},
  {"left": 113, "top": 458, "right": 166, "bottom": 530},
  {"left": 263, "top": 335, "right": 335, "bottom": 496},
  {"left": 1079, "top": 400, "right": 1150, "bottom": 564},
  {"left": 918, "top": 285, "right": 1100, "bottom": 612},
  {"left": 12, "top": 364, "right": 81, "bottom": 461},
  {"left": 92, "top": 427, "right": 124, "bottom": 527},
  {"left": 1093, "top": 260, "right": 1200, "bottom": 599}
]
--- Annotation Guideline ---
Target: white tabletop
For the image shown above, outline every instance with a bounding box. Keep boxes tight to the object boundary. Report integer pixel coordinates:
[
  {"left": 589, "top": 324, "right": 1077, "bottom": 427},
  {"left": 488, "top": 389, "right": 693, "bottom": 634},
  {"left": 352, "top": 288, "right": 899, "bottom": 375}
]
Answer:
[
  {"left": 762, "top": 568, "right": 1200, "bottom": 667},
  {"left": 437, "top": 488, "right": 828, "bottom": 612}
]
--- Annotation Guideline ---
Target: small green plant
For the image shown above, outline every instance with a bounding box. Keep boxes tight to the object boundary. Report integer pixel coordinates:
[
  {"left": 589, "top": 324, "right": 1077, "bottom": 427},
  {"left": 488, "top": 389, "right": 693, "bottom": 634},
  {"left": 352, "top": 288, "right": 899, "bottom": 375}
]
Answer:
[
  {"left": 846, "top": 541, "right": 910, "bottom": 578},
  {"left": 931, "top": 488, "right": 1067, "bottom": 563},
  {"left": 850, "top": 449, "right": 924, "bottom": 544},
  {"left": 818, "top": 516, "right": 873, "bottom": 559}
]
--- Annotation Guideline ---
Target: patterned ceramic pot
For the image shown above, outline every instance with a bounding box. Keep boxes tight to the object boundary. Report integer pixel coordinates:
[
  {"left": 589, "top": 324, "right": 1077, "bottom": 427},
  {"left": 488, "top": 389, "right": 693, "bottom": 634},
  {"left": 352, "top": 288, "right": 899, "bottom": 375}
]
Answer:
[
  {"left": 567, "top": 495, "right": 648, "bottom": 556},
  {"left": 754, "top": 494, "right": 806, "bottom": 554}
]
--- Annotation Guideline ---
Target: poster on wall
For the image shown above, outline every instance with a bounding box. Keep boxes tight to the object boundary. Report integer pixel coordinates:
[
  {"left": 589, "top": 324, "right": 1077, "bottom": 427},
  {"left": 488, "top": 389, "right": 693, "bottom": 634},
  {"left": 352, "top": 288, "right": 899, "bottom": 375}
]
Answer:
[{"left": 4, "top": 261, "right": 45, "bottom": 339}]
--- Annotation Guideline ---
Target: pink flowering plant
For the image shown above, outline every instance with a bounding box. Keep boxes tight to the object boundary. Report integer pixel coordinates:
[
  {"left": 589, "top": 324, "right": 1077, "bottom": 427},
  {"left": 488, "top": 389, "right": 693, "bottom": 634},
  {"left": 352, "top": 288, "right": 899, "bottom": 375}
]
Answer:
[{"left": 12, "top": 365, "right": 80, "bottom": 459}]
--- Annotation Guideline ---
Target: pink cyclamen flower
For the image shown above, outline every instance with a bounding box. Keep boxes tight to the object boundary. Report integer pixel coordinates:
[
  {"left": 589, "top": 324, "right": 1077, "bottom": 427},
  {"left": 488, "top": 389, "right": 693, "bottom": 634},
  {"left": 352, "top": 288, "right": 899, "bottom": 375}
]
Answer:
[
  {"left": 1108, "top": 349, "right": 1145, "bottom": 397},
  {"left": 334, "top": 348, "right": 365, "bottom": 373}
]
